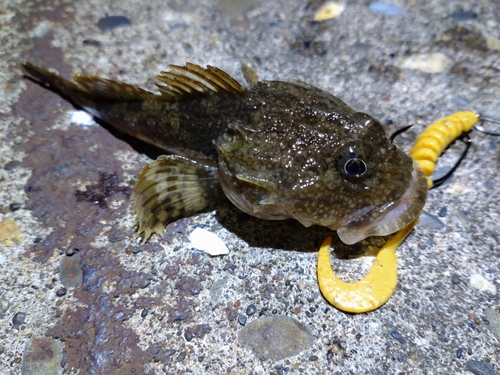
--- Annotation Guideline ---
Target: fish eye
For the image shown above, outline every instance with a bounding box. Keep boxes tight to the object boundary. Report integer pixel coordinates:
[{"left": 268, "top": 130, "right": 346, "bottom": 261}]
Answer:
[{"left": 343, "top": 157, "right": 368, "bottom": 177}]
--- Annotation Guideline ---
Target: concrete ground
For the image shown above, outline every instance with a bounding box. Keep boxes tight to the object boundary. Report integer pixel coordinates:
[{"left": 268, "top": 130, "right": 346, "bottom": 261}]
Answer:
[{"left": 0, "top": 0, "right": 499, "bottom": 374}]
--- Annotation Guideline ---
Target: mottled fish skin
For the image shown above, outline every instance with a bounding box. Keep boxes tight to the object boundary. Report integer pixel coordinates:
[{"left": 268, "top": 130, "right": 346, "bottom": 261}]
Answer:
[{"left": 22, "top": 62, "right": 428, "bottom": 244}]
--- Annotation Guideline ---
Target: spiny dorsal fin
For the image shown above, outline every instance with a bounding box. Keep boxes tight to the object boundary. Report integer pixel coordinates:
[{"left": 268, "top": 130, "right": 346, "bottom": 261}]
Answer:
[
  {"left": 155, "top": 63, "right": 245, "bottom": 101},
  {"left": 132, "top": 155, "right": 224, "bottom": 239},
  {"left": 73, "top": 75, "right": 155, "bottom": 101},
  {"left": 241, "top": 63, "right": 261, "bottom": 87}
]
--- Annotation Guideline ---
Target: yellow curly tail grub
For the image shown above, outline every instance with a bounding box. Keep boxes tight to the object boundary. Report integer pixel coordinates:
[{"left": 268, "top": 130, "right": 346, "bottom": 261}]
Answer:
[
  {"left": 317, "top": 219, "right": 417, "bottom": 313},
  {"left": 317, "top": 111, "right": 480, "bottom": 313}
]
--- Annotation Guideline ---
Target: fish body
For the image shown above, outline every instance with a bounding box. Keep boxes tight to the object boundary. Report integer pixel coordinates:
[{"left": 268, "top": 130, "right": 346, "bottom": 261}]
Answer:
[{"left": 22, "top": 62, "right": 428, "bottom": 244}]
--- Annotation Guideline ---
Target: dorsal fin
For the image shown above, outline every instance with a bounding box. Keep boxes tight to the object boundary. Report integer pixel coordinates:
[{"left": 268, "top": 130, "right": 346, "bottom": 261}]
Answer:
[
  {"left": 155, "top": 63, "right": 245, "bottom": 101},
  {"left": 73, "top": 75, "right": 155, "bottom": 101},
  {"left": 241, "top": 63, "right": 261, "bottom": 87}
]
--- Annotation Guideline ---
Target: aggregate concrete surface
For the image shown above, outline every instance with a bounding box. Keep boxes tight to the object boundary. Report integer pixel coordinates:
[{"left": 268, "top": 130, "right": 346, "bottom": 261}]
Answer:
[{"left": 0, "top": 0, "right": 499, "bottom": 374}]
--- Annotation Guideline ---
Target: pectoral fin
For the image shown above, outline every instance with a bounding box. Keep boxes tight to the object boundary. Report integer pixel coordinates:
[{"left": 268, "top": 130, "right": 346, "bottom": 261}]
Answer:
[{"left": 133, "top": 155, "right": 223, "bottom": 239}]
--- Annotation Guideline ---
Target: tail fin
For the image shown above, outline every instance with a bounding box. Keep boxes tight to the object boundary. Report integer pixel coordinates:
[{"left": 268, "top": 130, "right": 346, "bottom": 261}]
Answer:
[{"left": 21, "top": 62, "right": 81, "bottom": 99}]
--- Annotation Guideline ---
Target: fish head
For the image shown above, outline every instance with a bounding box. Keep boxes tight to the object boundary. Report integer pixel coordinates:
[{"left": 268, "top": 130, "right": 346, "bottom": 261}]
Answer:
[{"left": 215, "top": 111, "right": 427, "bottom": 245}]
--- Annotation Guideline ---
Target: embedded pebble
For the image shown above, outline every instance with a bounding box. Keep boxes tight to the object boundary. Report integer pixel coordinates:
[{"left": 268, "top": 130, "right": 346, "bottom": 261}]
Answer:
[
  {"left": 469, "top": 274, "right": 497, "bottom": 294},
  {"left": 438, "top": 207, "right": 447, "bottom": 217},
  {"left": 21, "top": 338, "right": 64, "bottom": 375},
  {"left": 55, "top": 288, "right": 67, "bottom": 297},
  {"left": 466, "top": 360, "right": 497, "bottom": 375},
  {"left": 444, "top": 185, "right": 470, "bottom": 195},
  {"left": 13, "top": 312, "right": 26, "bottom": 326},
  {"left": 189, "top": 228, "right": 229, "bottom": 256},
  {"left": 390, "top": 330, "right": 405, "bottom": 344},
  {"left": 4, "top": 160, "right": 22, "bottom": 171},
  {"left": 396, "top": 52, "right": 448, "bottom": 73},
  {"left": 484, "top": 308, "right": 500, "bottom": 341},
  {"left": 487, "top": 37, "right": 500, "bottom": 51},
  {"left": 0, "top": 299, "right": 9, "bottom": 315},
  {"left": 369, "top": 2, "right": 406, "bottom": 17},
  {"left": 219, "top": 0, "right": 259, "bottom": 16},
  {"left": 0, "top": 219, "right": 23, "bottom": 246},
  {"left": 238, "top": 316, "right": 313, "bottom": 361},
  {"left": 9, "top": 202, "right": 22, "bottom": 212},
  {"left": 451, "top": 10, "right": 477, "bottom": 21},
  {"left": 238, "top": 315, "right": 247, "bottom": 326},
  {"left": 451, "top": 274, "right": 461, "bottom": 285},
  {"left": 246, "top": 304, "right": 257, "bottom": 316},
  {"left": 70, "top": 110, "right": 96, "bottom": 127},
  {"left": 314, "top": 3, "right": 345, "bottom": 21},
  {"left": 59, "top": 251, "right": 83, "bottom": 288},
  {"left": 97, "top": 16, "right": 131, "bottom": 32}
]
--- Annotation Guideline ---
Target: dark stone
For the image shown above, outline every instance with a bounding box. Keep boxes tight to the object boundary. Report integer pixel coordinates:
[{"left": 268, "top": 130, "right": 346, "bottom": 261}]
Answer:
[
  {"left": 4, "top": 160, "right": 22, "bottom": 171},
  {"left": 466, "top": 360, "right": 497, "bottom": 375},
  {"left": 451, "top": 10, "right": 477, "bottom": 21},
  {"left": 438, "top": 206, "right": 447, "bottom": 217},
  {"left": 246, "top": 304, "right": 257, "bottom": 316},
  {"left": 55, "top": 288, "right": 67, "bottom": 297},
  {"left": 238, "top": 315, "right": 247, "bottom": 326},
  {"left": 13, "top": 312, "right": 26, "bottom": 326},
  {"left": 456, "top": 348, "right": 463, "bottom": 358},
  {"left": 390, "top": 330, "right": 406, "bottom": 344},
  {"left": 309, "top": 355, "right": 318, "bottom": 361},
  {"left": 175, "top": 351, "right": 187, "bottom": 362},
  {"left": 82, "top": 39, "right": 102, "bottom": 47},
  {"left": 9, "top": 203, "right": 22, "bottom": 212},
  {"left": 184, "top": 330, "right": 194, "bottom": 342},
  {"left": 451, "top": 274, "right": 461, "bottom": 285},
  {"left": 141, "top": 309, "right": 148, "bottom": 318},
  {"left": 97, "top": 16, "right": 132, "bottom": 32}
]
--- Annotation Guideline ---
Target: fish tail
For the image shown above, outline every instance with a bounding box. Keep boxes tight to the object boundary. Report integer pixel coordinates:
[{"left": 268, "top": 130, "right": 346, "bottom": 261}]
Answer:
[
  {"left": 133, "top": 155, "right": 224, "bottom": 240},
  {"left": 21, "top": 62, "right": 81, "bottom": 99}
]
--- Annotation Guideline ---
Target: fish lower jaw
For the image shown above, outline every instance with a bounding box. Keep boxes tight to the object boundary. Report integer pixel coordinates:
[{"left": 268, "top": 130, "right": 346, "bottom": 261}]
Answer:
[{"left": 336, "top": 160, "right": 428, "bottom": 245}]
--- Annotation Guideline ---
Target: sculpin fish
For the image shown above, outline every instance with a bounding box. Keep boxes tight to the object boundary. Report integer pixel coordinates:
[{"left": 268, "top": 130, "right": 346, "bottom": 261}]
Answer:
[{"left": 22, "top": 62, "right": 428, "bottom": 244}]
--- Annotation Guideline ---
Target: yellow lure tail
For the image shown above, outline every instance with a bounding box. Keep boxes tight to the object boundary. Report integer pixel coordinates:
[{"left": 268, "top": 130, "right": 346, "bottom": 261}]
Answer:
[{"left": 317, "top": 111, "right": 480, "bottom": 313}]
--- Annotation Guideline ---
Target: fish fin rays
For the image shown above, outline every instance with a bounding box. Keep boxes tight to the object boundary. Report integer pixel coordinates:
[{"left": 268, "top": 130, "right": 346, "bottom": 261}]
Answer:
[
  {"left": 155, "top": 63, "right": 245, "bottom": 101},
  {"left": 23, "top": 61, "right": 245, "bottom": 103},
  {"left": 132, "top": 155, "right": 224, "bottom": 239},
  {"left": 72, "top": 75, "right": 155, "bottom": 101},
  {"left": 241, "top": 63, "right": 261, "bottom": 87}
]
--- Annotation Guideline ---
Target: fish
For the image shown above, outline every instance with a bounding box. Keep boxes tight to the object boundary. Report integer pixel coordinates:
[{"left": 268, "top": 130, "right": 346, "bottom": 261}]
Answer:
[{"left": 21, "top": 62, "right": 428, "bottom": 245}]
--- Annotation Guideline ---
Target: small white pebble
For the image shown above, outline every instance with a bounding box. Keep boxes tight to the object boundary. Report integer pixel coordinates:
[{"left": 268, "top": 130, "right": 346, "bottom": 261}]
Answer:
[
  {"left": 396, "top": 52, "right": 448, "bottom": 73},
  {"left": 444, "top": 184, "right": 470, "bottom": 195},
  {"left": 487, "top": 37, "right": 500, "bottom": 51},
  {"left": 70, "top": 110, "right": 96, "bottom": 126},
  {"left": 314, "top": 3, "right": 345, "bottom": 21},
  {"left": 470, "top": 274, "right": 497, "bottom": 294},
  {"left": 189, "top": 228, "right": 229, "bottom": 256}
]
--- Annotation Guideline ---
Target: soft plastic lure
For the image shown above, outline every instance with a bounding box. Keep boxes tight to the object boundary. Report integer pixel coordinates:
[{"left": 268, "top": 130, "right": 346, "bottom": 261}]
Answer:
[{"left": 317, "top": 110, "right": 493, "bottom": 313}]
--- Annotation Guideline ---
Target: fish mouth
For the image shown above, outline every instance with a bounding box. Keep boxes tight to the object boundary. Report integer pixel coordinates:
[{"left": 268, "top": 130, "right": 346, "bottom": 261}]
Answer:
[{"left": 336, "top": 160, "right": 428, "bottom": 245}]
